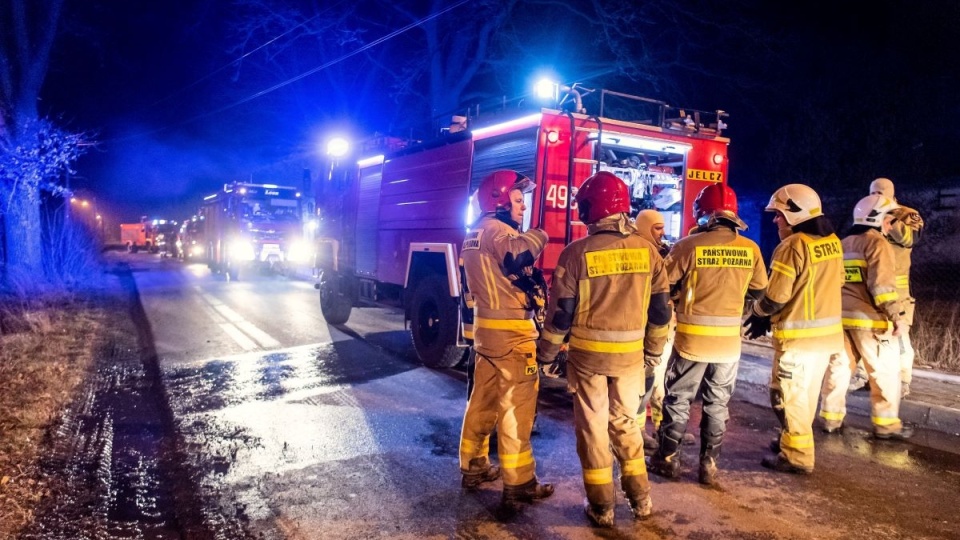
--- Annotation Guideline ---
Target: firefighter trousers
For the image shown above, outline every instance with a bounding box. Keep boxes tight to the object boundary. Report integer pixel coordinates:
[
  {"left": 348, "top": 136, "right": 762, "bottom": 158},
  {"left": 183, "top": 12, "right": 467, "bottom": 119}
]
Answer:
[
  {"left": 820, "top": 329, "right": 903, "bottom": 435},
  {"left": 852, "top": 326, "right": 915, "bottom": 385},
  {"left": 769, "top": 349, "right": 834, "bottom": 470},
  {"left": 568, "top": 361, "right": 650, "bottom": 508},
  {"left": 899, "top": 328, "right": 915, "bottom": 385},
  {"left": 659, "top": 353, "right": 738, "bottom": 460},
  {"left": 640, "top": 330, "right": 674, "bottom": 430},
  {"left": 459, "top": 341, "right": 540, "bottom": 487}
]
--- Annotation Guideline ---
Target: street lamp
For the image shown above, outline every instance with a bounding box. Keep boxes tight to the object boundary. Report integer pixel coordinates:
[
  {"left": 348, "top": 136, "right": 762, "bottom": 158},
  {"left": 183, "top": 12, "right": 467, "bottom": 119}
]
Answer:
[{"left": 326, "top": 137, "right": 349, "bottom": 158}]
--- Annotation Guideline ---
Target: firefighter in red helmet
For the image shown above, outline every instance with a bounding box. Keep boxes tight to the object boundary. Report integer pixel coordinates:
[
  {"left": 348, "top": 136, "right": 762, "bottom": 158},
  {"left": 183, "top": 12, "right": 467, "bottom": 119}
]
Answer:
[
  {"left": 537, "top": 170, "right": 671, "bottom": 527},
  {"left": 458, "top": 170, "right": 554, "bottom": 515},
  {"left": 649, "top": 183, "right": 768, "bottom": 487}
]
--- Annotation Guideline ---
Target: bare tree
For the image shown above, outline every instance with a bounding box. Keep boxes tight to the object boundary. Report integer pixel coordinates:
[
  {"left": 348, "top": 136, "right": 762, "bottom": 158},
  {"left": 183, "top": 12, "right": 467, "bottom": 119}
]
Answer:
[{"left": 0, "top": 0, "right": 80, "bottom": 282}]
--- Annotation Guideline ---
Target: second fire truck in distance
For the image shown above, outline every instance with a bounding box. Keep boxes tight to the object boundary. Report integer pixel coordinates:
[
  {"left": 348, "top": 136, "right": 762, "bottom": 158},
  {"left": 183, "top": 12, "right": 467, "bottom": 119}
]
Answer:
[
  {"left": 202, "top": 182, "right": 309, "bottom": 280},
  {"left": 314, "top": 83, "right": 731, "bottom": 368}
]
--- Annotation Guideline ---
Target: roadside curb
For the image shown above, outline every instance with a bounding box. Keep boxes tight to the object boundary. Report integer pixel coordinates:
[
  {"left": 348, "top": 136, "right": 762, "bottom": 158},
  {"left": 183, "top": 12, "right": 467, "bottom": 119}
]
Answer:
[{"left": 736, "top": 342, "right": 960, "bottom": 437}]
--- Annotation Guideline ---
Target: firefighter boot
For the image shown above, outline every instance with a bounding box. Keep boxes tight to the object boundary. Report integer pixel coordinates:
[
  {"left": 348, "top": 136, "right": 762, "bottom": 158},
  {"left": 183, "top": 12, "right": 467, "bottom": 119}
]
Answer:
[
  {"left": 761, "top": 453, "right": 813, "bottom": 475},
  {"left": 649, "top": 432, "right": 682, "bottom": 479},
  {"left": 500, "top": 478, "right": 555, "bottom": 514},
  {"left": 874, "top": 424, "right": 915, "bottom": 441},
  {"left": 584, "top": 499, "right": 615, "bottom": 528},
  {"left": 628, "top": 493, "right": 653, "bottom": 520},
  {"left": 698, "top": 440, "right": 722, "bottom": 487},
  {"left": 642, "top": 429, "right": 659, "bottom": 456},
  {"left": 461, "top": 458, "right": 500, "bottom": 490}
]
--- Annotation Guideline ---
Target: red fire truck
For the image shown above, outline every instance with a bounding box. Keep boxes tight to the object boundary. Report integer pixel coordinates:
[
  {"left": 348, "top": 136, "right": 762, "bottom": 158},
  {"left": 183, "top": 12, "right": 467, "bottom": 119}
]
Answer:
[
  {"left": 202, "top": 182, "right": 309, "bottom": 280},
  {"left": 314, "top": 85, "right": 730, "bottom": 368}
]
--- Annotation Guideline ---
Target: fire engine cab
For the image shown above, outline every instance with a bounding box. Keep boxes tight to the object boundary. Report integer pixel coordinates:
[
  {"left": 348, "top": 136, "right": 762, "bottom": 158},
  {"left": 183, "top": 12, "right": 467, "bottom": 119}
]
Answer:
[{"left": 314, "top": 84, "right": 730, "bottom": 368}]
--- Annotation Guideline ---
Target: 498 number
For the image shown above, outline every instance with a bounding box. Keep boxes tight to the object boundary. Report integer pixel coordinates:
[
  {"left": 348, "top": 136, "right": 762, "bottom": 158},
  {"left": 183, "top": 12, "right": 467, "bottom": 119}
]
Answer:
[{"left": 545, "top": 184, "right": 578, "bottom": 209}]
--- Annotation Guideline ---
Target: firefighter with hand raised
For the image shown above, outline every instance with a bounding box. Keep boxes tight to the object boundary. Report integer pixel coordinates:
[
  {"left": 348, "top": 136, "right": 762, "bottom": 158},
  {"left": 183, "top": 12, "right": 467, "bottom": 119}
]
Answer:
[
  {"left": 819, "top": 194, "right": 913, "bottom": 440},
  {"left": 649, "top": 184, "right": 768, "bottom": 487},
  {"left": 536, "top": 171, "right": 671, "bottom": 527},
  {"left": 457, "top": 170, "right": 554, "bottom": 515},
  {"left": 849, "top": 178, "right": 924, "bottom": 397},
  {"left": 744, "top": 184, "right": 844, "bottom": 474}
]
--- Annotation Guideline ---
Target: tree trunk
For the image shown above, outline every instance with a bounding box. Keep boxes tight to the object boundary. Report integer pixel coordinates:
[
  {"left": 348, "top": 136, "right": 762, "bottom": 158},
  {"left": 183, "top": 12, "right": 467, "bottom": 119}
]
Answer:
[{"left": 4, "top": 183, "right": 43, "bottom": 277}]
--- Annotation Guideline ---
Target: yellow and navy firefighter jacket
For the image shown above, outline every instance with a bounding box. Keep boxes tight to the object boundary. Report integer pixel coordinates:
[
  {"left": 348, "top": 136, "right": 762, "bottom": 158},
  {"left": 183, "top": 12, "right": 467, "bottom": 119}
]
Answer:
[
  {"left": 537, "top": 216, "right": 671, "bottom": 376},
  {"left": 665, "top": 226, "right": 768, "bottom": 363},
  {"left": 841, "top": 229, "right": 903, "bottom": 333},
  {"left": 886, "top": 206, "right": 923, "bottom": 325},
  {"left": 755, "top": 232, "right": 844, "bottom": 354},
  {"left": 459, "top": 215, "right": 549, "bottom": 359}
]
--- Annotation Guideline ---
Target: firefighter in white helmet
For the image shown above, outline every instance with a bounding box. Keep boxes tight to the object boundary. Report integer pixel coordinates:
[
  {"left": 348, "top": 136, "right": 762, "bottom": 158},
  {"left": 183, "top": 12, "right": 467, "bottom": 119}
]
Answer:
[
  {"left": 633, "top": 209, "right": 677, "bottom": 453},
  {"left": 458, "top": 170, "right": 554, "bottom": 513},
  {"left": 648, "top": 184, "right": 768, "bottom": 487},
  {"left": 744, "top": 184, "right": 844, "bottom": 474},
  {"left": 850, "top": 178, "right": 924, "bottom": 397},
  {"left": 819, "top": 194, "right": 913, "bottom": 439},
  {"left": 537, "top": 171, "right": 671, "bottom": 527}
]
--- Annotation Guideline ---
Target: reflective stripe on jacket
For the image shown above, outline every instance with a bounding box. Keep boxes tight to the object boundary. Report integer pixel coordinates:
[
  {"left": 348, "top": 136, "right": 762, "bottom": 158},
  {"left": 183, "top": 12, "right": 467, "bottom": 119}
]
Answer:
[
  {"left": 762, "top": 232, "right": 844, "bottom": 353},
  {"left": 841, "top": 229, "right": 902, "bottom": 332},
  {"left": 537, "top": 216, "right": 669, "bottom": 376},
  {"left": 665, "top": 226, "right": 768, "bottom": 363},
  {"left": 461, "top": 215, "right": 548, "bottom": 358}
]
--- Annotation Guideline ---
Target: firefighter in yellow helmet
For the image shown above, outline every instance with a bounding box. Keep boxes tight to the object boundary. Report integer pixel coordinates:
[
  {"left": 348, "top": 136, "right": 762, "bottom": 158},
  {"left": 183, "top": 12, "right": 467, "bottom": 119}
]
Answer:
[
  {"left": 458, "top": 170, "right": 554, "bottom": 513},
  {"left": 633, "top": 209, "right": 676, "bottom": 452},
  {"left": 537, "top": 171, "right": 671, "bottom": 527},
  {"left": 648, "top": 183, "right": 768, "bottom": 487},
  {"left": 744, "top": 184, "right": 844, "bottom": 474},
  {"left": 819, "top": 194, "right": 913, "bottom": 440},
  {"left": 849, "top": 178, "right": 924, "bottom": 397}
]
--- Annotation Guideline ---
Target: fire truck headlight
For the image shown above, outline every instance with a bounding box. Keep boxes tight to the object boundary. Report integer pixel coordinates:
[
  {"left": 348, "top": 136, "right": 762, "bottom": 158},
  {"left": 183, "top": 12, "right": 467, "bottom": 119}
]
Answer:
[
  {"left": 231, "top": 240, "right": 256, "bottom": 261},
  {"left": 286, "top": 241, "right": 312, "bottom": 263},
  {"left": 190, "top": 245, "right": 205, "bottom": 257}
]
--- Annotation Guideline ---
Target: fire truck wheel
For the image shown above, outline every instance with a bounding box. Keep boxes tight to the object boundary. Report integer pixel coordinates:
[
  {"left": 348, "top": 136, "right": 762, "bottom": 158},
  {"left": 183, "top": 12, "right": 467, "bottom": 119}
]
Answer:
[
  {"left": 227, "top": 263, "right": 241, "bottom": 281},
  {"left": 319, "top": 273, "right": 353, "bottom": 325},
  {"left": 410, "top": 275, "right": 462, "bottom": 369}
]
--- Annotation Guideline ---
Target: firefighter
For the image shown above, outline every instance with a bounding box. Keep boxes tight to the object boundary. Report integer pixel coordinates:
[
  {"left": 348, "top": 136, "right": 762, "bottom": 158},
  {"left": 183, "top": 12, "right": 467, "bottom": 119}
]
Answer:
[
  {"left": 819, "top": 194, "right": 913, "bottom": 440},
  {"left": 743, "top": 184, "right": 844, "bottom": 474},
  {"left": 457, "top": 170, "right": 554, "bottom": 514},
  {"left": 849, "top": 178, "right": 924, "bottom": 397},
  {"left": 537, "top": 171, "right": 671, "bottom": 527},
  {"left": 633, "top": 209, "right": 674, "bottom": 452},
  {"left": 649, "top": 184, "right": 768, "bottom": 487}
]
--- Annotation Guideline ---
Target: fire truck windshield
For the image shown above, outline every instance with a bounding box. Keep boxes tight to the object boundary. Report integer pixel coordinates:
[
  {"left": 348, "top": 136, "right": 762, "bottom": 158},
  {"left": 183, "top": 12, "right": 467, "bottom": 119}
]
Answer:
[{"left": 239, "top": 198, "right": 301, "bottom": 223}]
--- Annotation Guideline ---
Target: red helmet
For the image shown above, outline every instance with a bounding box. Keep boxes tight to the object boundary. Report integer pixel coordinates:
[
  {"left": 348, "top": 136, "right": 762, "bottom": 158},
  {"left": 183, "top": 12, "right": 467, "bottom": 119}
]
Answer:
[
  {"left": 574, "top": 171, "right": 630, "bottom": 224},
  {"left": 476, "top": 170, "right": 535, "bottom": 213},
  {"left": 693, "top": 183, "right": 740, "bottom": 225}
]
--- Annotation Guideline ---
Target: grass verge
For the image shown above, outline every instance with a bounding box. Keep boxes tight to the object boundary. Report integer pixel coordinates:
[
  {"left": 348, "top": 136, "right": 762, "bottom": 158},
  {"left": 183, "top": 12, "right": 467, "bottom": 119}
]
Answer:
[
  {"left": 912, "top": 300, "right": 960, "bottom": 374},
  {"left": 0, "top": 293, "right": 109, "bottom": 539}
]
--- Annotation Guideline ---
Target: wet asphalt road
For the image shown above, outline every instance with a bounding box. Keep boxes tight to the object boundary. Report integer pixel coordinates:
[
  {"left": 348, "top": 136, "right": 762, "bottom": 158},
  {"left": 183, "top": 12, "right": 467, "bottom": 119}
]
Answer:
[{"left": 30, "top": 253, "right": 960, "bottom": 539}]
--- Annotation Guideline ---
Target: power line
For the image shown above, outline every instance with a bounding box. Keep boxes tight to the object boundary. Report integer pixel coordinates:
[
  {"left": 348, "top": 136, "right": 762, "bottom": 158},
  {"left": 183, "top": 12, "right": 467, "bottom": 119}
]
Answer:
[{"left": 106, "top": 0, "right": 470, "bottom": 144}]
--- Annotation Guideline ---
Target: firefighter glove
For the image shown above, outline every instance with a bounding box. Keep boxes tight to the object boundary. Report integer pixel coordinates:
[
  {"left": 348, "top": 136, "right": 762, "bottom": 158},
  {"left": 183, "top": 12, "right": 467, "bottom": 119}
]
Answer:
[
  {"left": 538, "top": 346, "right": 566, "bottom": 378},
  {"left": 743, "top": 314, "right": 772, "bottom": 340}
]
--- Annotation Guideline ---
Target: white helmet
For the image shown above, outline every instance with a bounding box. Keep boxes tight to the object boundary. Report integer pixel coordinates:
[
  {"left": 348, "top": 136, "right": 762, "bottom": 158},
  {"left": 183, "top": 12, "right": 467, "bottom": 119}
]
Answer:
[
  {"left": 765, "top": 184, "right": 823, "bottom": 226},
  {"left": 869, "top": 177, "right": 895, "bottom": 198},
  {"left": 853, "top": 194, "right": 899, "bottom": 227}
]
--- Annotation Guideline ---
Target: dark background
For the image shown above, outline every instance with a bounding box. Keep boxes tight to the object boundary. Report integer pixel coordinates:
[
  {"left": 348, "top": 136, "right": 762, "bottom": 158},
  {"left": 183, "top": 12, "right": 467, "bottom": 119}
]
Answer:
[{"left": 40, "top": 1, "right": 960, "bottom": 231}]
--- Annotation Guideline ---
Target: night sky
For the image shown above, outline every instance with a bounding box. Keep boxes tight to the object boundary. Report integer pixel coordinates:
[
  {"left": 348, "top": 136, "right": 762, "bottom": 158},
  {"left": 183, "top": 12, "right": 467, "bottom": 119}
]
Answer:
[{"left": 39, "top": 0, "right": 960, "bottom": 225}]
